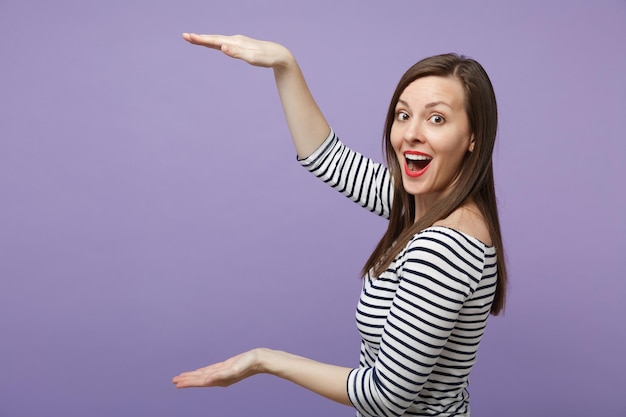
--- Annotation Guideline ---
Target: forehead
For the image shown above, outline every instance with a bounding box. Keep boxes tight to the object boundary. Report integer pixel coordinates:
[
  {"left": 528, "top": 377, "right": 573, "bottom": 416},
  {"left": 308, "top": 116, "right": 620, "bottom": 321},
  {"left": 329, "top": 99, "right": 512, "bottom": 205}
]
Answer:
[{"left": 398, "top": 76, "right": 465, "bottom": 110}]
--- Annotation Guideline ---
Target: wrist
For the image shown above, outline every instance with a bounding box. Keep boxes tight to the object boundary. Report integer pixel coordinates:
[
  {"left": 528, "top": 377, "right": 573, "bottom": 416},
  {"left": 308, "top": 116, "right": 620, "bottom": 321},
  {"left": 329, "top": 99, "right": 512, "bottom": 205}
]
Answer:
[
  {"left": 272, "top": 49, "right": 297, "bottom": 73},
  {"left": 254, "top": 347, "right": 276, "bottom": 375}
]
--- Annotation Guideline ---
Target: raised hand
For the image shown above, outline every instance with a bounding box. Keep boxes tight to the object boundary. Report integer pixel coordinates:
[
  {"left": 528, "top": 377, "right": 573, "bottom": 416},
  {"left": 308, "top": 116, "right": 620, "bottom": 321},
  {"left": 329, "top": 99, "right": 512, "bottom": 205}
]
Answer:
[
  {"left": 182, "top": 33, "right": 294, "bottom": 69},
  {"left": 172, "top": 349, "right": 262, "bottom": 388},
  {"left": 182, "top": 32, "right": 330, "bottom": 159}
]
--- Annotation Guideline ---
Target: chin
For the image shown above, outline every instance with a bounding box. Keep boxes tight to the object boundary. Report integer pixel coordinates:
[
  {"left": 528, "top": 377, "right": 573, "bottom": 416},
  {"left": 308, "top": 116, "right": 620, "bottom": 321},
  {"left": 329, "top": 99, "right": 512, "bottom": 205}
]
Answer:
[{"left": 402, "top": 185, "right": 428, "bottom": 197}]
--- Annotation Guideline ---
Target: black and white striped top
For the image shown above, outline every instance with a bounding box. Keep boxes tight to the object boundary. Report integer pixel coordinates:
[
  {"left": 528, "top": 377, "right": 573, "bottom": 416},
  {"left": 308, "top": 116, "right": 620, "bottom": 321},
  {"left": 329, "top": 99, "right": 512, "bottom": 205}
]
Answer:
[{"left": 299, "top": 130, "right": 498, "bottom": 417}]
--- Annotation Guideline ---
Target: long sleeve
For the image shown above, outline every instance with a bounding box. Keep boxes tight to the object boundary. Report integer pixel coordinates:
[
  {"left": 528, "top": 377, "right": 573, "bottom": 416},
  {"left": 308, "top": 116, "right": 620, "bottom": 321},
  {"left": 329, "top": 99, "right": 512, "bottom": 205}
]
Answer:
[
  {"left": 298, "top": 129, "right": 392, "bottom": 219},
  {"left": 348, "top": 227, "right": 496, "bottom": 417},
  {"left": 298, "top": 129, "right": 497, "bottom": 417}
]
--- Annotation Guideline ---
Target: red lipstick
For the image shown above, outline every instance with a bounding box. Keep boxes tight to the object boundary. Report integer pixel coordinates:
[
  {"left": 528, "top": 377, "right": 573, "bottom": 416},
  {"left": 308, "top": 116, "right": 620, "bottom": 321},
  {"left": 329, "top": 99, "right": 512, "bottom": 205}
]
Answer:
[{"left": 403, "top": 150, "right": 432, "bottom": 178}]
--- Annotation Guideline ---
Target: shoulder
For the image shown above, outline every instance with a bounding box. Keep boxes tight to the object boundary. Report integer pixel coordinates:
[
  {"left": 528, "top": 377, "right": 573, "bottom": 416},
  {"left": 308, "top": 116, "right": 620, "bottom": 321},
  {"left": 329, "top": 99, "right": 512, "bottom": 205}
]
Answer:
[
  {"left": 433, "top": 202, "right": 492, "bottom": 247},
  {"left": 398, "top": 227, "right": 487, "bottom": 299},
  {"left": 404, "top": 226, "right": 489, "bottom": 267}
]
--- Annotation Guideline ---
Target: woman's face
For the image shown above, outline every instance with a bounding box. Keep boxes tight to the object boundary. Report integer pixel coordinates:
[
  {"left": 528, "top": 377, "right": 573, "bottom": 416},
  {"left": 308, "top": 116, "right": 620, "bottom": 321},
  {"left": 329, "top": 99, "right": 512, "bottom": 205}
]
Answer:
[{"left": 390, "top": 75, "right": 473, "bottom": 208}]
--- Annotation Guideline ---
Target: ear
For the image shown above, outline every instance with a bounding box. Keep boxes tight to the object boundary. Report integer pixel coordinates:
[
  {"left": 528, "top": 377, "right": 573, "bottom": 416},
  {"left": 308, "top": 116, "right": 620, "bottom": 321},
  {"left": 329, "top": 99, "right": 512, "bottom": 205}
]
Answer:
[{"left": 468, "top": 134, "right": 475, "bottom": 153}]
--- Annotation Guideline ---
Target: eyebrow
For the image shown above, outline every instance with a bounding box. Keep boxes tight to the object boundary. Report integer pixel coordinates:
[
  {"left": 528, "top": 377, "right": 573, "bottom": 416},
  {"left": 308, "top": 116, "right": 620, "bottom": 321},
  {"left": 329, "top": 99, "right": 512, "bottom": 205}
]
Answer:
[
  {"left": 397, "top": 99, "right": 453, "bottom": 109},
  {"left": 425, "top": 101, "right": 453, "bottom": 109}
]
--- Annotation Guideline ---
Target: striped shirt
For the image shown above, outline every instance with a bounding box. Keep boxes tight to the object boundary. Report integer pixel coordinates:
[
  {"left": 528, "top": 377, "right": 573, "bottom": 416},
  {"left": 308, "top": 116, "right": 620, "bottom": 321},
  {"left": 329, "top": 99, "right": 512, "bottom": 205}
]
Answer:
[{"left": 299, "top": 130, "right": 498, "bottom": 417}]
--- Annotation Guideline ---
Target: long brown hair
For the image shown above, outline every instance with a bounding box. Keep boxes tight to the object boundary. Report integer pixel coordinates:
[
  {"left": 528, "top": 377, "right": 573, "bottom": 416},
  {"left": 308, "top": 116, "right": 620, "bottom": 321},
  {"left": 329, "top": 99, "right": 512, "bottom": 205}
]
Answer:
[{"left": 362, "top": 53, "right": 507, "bottom": 315}]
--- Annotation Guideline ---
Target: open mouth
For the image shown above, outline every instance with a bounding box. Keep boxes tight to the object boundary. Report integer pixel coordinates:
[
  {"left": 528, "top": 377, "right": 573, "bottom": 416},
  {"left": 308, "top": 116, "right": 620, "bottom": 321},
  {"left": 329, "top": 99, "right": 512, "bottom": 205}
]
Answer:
[{"left": 404, "top": 152, "right": 432, "bottom": 177}]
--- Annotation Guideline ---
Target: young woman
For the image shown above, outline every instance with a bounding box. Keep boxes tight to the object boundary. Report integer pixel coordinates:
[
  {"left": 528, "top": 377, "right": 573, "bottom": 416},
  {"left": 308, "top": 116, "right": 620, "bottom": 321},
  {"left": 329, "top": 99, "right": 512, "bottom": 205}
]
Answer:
[{"left": 173, "top": 33, "right": 507, "bottom": 417}]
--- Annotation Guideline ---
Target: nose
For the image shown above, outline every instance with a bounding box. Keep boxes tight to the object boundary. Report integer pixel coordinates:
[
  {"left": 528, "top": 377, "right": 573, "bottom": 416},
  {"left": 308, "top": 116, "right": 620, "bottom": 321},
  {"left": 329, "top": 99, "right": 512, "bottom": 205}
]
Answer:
[{"left": 402, "top": 119, "right": 424, "bottom": 144}]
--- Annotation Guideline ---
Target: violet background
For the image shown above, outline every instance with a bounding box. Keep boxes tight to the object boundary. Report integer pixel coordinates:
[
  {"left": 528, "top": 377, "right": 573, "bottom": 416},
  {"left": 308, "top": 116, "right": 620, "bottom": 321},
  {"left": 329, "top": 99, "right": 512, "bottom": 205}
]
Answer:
[{"left": 1, "top": 1, "right": 625, "bottom": 416}]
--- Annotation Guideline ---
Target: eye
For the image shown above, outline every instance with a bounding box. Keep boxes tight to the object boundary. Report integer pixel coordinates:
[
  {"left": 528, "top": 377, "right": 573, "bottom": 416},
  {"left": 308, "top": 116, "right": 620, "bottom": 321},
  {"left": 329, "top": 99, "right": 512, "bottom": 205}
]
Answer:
[
  {"left": 395, "top": 111, "right": 410, "bottom": 121},
  {"left": 428, "top": 114, "right": 445, "bottom": 125}
]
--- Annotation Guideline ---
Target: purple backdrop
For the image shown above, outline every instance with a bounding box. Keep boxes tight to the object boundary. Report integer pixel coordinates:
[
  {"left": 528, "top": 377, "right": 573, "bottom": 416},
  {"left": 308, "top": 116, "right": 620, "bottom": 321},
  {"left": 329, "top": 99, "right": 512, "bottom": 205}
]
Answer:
[{"left": 1, "top": 1, "right": 625, "bottom": 416}]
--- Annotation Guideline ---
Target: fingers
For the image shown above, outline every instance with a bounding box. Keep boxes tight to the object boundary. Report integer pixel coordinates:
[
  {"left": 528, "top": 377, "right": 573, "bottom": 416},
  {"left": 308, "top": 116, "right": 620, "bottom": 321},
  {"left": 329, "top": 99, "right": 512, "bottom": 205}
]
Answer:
[
  {"left": 181, "top": 33, "right": 287, "bottom": 68},
  {"left": 181, "top": 33, "right": 249, "bottom": 63},
  {"left": 182, "top": 33, "right": 227, "bottom": 51},
  {"left": 172, "top": 370, "right": 211, "bottom": 388},
  {"left": 171, "top": 373, "right": 195, "bottom": 388},
  {"left": 172, "top": 362, "right": 230, "bottom": 388},
  {"left": 172, "top": 352, "right": 258, "bottom": 389}
]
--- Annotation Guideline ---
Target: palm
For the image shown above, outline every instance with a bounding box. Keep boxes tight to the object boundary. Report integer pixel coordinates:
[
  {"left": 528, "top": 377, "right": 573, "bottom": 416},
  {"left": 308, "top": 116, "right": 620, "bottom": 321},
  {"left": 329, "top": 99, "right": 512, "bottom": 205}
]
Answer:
[{"left": 172, "top": 350, "right": 260, "bottom": 388}]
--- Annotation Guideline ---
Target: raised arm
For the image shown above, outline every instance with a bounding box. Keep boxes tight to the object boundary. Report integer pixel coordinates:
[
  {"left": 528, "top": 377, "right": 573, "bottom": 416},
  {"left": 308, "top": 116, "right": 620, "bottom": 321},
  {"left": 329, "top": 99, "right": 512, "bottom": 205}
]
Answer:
[{"left": 182, "top": 33, "right": 329, "bottom": 158}]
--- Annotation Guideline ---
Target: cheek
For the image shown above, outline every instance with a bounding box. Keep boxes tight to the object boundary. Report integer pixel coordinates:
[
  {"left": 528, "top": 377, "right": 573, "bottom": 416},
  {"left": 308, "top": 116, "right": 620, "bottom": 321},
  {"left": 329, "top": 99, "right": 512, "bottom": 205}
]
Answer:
[
  {"left": 441, "top": 147, "right": 470, "bottom": 178},
  {"left": 389, "top": 130, "right": 403, "bottom": 153},
  {"left": 436, "top": 129, "right": 471, "bottom": 155},
  {"left": 433, "top": 137, "right": 470, "bottom": 172},
  {"left": 387, "top": 134, "right": 404, "bottom": 172}
]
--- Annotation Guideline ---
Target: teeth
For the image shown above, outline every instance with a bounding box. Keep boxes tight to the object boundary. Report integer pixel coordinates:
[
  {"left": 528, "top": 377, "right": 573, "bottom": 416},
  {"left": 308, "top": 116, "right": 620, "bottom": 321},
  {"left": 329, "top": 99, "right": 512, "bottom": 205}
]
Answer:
[{"left": 405, "top": 154, "right": 432, "bottom": 161}]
